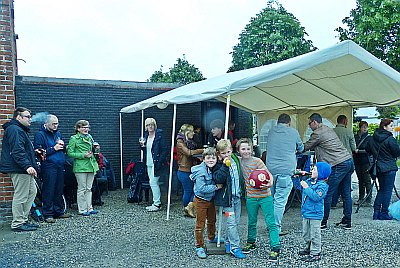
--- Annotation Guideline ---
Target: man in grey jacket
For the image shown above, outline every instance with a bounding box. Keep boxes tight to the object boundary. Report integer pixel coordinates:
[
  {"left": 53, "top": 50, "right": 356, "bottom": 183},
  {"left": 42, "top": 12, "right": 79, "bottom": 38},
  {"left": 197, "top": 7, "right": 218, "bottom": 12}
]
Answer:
[
  {"left": 304, "top": 113, "right": 354, "bottom": 230},
  {"left": 267, "top": 113, "right": 304, "bottom": 234}
]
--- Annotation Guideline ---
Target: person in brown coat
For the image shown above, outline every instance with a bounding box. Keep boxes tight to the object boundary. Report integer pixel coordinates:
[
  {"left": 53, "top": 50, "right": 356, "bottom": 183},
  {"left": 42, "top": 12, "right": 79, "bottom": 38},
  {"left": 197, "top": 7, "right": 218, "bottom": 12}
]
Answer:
[{"left": 176, "top": 124, "right": 203, "bottom": 217}]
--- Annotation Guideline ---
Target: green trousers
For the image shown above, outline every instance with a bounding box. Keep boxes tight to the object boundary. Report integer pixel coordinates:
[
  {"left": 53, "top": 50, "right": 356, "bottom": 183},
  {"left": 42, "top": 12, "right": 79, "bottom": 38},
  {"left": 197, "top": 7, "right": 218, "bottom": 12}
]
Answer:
[{"left": 246, "top": 196, "right": 280, "bottom": 250}]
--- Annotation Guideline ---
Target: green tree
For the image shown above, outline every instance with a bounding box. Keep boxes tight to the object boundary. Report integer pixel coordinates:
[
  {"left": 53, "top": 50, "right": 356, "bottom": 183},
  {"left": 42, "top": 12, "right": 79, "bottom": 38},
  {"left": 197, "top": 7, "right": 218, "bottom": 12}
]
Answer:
[
  {"left": 336, "top": 0, "right": 400, "bottom": 72},
  {"left": 149, "top": 56, "right": 205, "bottom": 85},
  {"left": 376, "top": 106, "right": 400, "bottom": 119},
  {"left": 229, "top": 0, "right": 316, "bottom": 72}
]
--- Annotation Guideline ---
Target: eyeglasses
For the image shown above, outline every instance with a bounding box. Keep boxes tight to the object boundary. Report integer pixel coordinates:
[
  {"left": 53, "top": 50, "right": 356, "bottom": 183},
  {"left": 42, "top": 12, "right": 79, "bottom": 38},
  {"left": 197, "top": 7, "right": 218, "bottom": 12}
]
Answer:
[{"left": 20, "top": 114, "right": 32, "bottom": 119}]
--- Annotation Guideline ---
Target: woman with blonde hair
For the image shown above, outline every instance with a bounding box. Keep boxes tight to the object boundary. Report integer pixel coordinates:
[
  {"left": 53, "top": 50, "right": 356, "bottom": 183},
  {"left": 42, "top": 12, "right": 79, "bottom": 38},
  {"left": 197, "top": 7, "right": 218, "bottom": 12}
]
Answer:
[
  {"left": 67, "top": 120, "right": 99, "bottom": 216},
  {"left": 176, "top": 124, "right": 203, "bottom": 217},
  {"left": 139, "top": 118, "right": 167, "bottom": 212}
]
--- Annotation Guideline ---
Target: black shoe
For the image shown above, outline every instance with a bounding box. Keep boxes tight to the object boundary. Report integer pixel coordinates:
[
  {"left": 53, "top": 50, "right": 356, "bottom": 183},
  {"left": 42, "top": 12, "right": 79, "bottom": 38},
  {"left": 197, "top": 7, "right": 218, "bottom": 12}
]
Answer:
[
  {"left": 320, "top": 224, "right": 327, "bottom": 230},
  {"left": 303, "top": 254, "right": 321, "bottom": 262},
  {"left": 335, "top": 222, "right": 351, "bottom": 230},
  {"left": 268, "top": 251, "right": 279, "bottom": 262},
  {"left": 26, "top": 222, "right": 40, "bottom": 228},
  {"left": 242, "top": 242, "right": 257, "bottom": 254},
  {"left": 12, "top": 223, "right": 37, "bottom": 232},
  {"left": 298, "top": 249, "right": 310, "bottom": 256}
]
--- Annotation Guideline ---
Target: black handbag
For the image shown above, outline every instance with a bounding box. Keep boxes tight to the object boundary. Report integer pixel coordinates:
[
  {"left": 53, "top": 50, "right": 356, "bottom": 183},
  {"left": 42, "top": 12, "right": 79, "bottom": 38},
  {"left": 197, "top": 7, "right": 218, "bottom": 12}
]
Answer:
[{"left": 368, "top": 137, "right": 389, "bottom": 178}]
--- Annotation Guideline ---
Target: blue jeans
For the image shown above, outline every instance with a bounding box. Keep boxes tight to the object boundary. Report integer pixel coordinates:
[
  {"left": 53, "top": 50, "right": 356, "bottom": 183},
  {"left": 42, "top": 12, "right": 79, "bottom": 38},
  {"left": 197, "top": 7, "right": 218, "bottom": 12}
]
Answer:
[
  {"left": 271, "top": 174, "right": 293, "bottom": 232},
  {"left": 223, "top": 196, "right": 242, "bottom": 249},
  {"left": 374, "top": 170, "right": 396, "bottom": 214},
  {"left": 177, "top": 170, "right": 194, "bottom": 207},
  {"left": 41, "top": 164, "right": 65, "bottom": 218},
  {"left": 322, "top": 158, "right": 354, "bottom": 225}
]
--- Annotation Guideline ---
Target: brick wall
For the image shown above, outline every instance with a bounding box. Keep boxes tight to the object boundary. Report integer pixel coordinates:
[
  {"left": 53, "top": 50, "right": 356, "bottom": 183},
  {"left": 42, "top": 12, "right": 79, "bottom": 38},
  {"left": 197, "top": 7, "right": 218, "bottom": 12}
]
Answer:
[{"left": 0, "top": 0, "right": 16, "bottom": 223}]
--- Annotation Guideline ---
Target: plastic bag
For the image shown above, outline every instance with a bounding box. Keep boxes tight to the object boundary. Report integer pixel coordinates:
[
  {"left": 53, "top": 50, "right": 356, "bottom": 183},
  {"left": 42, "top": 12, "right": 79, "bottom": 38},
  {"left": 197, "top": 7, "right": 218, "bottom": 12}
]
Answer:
[{"left": 388, "top": 200, "right": 400, "bottom": 220}]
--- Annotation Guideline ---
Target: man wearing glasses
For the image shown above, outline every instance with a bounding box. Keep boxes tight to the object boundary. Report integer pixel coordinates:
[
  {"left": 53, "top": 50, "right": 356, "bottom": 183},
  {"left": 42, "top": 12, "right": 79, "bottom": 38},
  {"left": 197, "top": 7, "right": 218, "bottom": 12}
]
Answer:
[
  {"left": 34, "top": 114, "right": 70, "bottom": 223},
  {"left": 304, "top": 113, "right": 354, "bottom": 230},
  {"left": 0, "top": 107, "right": 39, "bottom": 232}
]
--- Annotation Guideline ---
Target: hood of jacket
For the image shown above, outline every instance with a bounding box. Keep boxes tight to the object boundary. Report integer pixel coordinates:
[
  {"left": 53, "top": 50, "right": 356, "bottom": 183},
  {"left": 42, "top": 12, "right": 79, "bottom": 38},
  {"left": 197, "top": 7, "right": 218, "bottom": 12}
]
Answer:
[
  {"left": 372, "top": 128, "right": 392, "bottom": 143},
  {"left": 190, "top": 162, "right": 208, "bottom": 181}
]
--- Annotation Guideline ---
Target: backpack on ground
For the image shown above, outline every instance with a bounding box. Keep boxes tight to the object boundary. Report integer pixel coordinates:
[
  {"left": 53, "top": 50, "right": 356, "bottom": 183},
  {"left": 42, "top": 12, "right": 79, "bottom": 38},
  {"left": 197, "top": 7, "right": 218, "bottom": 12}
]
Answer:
[{"left": 127, "top": 160, "right": 150, "bottom": 203}]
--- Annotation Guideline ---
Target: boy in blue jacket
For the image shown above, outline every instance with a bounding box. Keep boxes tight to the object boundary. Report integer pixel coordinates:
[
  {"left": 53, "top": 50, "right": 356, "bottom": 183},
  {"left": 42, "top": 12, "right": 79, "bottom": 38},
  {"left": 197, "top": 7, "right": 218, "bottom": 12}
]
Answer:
[
  {"left": 190, "top": 147, "right": 222, "bottom": 259},
  {"left": 293, "top": 162, "right": 330, "bottom": 262}
]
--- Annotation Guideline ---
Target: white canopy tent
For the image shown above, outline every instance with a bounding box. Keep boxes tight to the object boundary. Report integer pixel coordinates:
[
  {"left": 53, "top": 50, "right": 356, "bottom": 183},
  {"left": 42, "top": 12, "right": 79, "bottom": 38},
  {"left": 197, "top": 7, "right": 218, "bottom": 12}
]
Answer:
[{"left": 119, "top": 40, "right": 400, "bottom": 219}]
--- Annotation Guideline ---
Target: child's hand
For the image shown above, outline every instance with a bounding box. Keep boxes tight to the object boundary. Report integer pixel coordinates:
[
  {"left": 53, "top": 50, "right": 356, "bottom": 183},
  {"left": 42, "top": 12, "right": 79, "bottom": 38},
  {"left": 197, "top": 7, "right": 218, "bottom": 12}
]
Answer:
[
  {"left": 216, "top": 184, "right": 223, "bottom": 189},
  {"left": 300, "top": 180, "right": 308, "bottom": 189}
]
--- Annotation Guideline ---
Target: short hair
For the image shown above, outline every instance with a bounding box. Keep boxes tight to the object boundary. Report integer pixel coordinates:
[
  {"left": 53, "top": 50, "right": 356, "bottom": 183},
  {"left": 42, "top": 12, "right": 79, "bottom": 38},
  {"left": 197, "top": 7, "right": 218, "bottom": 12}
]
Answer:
[
  {"left": 236, "top": 137, "right": 253, "bottom": 151},
  {"left": 379, "top": 118, "right": 393, "bottom": 129},
  {"left": 45, "top": 114, "right": 57, "bottom": 124},
  {"left": 13, "top": 107, "right": 30, "bottom": 118},
  {"left": 202, "top": 147, "right": 216, "bottom": 158},
  {"left": 216, "top": 139, "right": 232, "bottom": 152},
  {"left": 144, "top": 118, "right": 157, "bottom": 129},
  {"left": 74, "top": 120, "right": 90, "bottom": 133},
  {"left": 277, "top": 113, "right": 291, "bottom": 124},
  {"left": 228, "top": 120, "right": 235, "bottom": 128},
  {"left": 337, "top": 115, "right": 347, "bottom": 124},
  {"left": 309, "top": 113, "right": 322, "bottom": 123},
  {"left": 210, "top": 119, "right": 224, "bottom": 129},
  {"left": 359, "top": 121, "right": 368, "bottom": 128}
]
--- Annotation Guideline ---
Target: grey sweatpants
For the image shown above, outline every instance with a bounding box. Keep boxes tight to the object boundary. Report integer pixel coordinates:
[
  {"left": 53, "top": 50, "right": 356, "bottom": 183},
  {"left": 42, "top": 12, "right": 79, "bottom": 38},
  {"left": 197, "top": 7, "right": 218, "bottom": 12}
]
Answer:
[{"left": 302, "top": 218, "right": 322, "bottom": 255}]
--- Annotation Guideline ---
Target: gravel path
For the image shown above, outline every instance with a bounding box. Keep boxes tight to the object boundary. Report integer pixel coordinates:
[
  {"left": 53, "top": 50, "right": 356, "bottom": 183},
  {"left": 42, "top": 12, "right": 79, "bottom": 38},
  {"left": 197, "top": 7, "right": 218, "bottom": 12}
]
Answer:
[{"left": 1, "top": 184, "right": 400, "bottom": 267}]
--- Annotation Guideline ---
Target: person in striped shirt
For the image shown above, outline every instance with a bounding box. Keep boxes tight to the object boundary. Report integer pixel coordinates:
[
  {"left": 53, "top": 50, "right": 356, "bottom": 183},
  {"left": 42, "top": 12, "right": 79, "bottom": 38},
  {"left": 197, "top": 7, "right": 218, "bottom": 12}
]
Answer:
[{"left": 237, "top": 138, "right": 280, "bottom": 262}]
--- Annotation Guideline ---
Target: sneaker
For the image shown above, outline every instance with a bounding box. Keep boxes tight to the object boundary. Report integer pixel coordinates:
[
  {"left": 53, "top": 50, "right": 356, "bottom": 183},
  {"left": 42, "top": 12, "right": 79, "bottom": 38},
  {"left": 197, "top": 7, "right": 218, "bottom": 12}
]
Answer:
[
  {"left": 80, "top": 212, "right": 90, "bottom": 216},
  {"left": 320, "top": 224, "right": 327, "bottom": 230},
  {"left": 195, "top": 247, "right": 207, "bottom": 259},
  {"left": 26, "top": 222, "right": 40, "bottom": 228},
  {"left": 269, "top": 251, "right": 279, "bottom": 262},
  {"left": 208, "top": 236, "right": 224, "bottom": 243},
  {"left": 12, "top": 223, "right": 37, "bottom": 232},
  {"left": 354, "top": 200, "right": 360, "bottom": 205},
  {"left": 56, "top": 213, "right": 71, "bottom": 219},
  {"left": 298, "top": 249, "right": 310, "bottom": 256},
  {"left": 279, "top": 231, "right": 289, "bottom": 236},
  {"left": 225, "top": 243, "right": 231, "bottom": 254},
  {"left": 146, "top": 204, "right": 161, "bottom": 212},
  {"left": 45, "top": 217, "right": 56, "bottom": 223},
  {"left": 335, "top": 222, "right": 351, "bottom": 230},
  {"left": 89, "top": 210, "right": 98, "bottom": 215},
  {"left": 230, "top": 247, "right": 246, "bottom": 259},
  {"left": 242, "top": 242, "right": 256, "bottom": 254},
  {"left": 303, "top": 254, "right": 321, "bottom": 262}
]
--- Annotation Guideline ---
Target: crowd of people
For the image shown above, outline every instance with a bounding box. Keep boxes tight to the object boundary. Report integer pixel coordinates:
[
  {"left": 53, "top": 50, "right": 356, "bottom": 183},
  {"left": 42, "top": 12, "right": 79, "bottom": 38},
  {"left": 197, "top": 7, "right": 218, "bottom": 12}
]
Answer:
[{"left": 1, "top": 107, "right": 399, "bottom": 263}]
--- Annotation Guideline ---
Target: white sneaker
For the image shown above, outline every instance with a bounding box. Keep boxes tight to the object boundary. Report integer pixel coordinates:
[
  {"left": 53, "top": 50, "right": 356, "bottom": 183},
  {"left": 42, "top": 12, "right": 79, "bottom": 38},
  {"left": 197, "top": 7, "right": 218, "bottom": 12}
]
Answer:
[{"left": 146, "top": 204, "right": 161, "bottom": 212}]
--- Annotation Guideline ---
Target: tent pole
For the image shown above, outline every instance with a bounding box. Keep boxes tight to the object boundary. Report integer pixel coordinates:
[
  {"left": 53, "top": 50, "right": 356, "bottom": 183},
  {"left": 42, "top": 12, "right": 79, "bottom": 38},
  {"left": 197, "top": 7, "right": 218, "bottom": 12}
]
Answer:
[
  {"left": 166, "top": 104, "right": 177, "bottom": 220},
  {"left": 141, "top": 110, "right": 144, "bottom": 162},
  {"left": 119, "top": 113, "right": 124, "bottom": 189},
  {"left": 217, "top": 95, "right": 231, "bottom": 248}
]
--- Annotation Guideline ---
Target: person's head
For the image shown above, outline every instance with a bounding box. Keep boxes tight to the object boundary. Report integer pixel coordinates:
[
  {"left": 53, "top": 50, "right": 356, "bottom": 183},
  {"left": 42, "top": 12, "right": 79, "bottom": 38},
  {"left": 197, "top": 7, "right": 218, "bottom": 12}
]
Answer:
[
  {"left": 337, "top": 114, "right": 348, "bottom": 126},
  {"left": 359, "top": 121, "right": 368, "bottom": 134},
  {"left": 312, "top": 162, "right": 332, "bottom": 181},
  {"left": 308, "top": 113, "right": 322, "bottom": 130},
  {"left": 93, "top": 142, "right": 100, "bottom": 153},
  {"left": 144, "top": 118, "right": 157, "bottom": 132},
  {"left": 45, "top": 114, "right": 59, "bottom": 132},
  {"left": 183, "top": 124, "right": 195, "bottom": 140},
  {"left": 210, "top": 119, "right": 224, "bottom": 138},
  {"left": 74, "top": 120, "right": 90, "bottom": 134},
  {"left": 228, "top": 120, "right": 236, "bottom": 131},
  {"left": 216, "top": 139, "right": 233, "bottom": 161},
  {"left": 236, "top": 138, "right": 253, "bottom": 159},
  {"left": 202, "top": 147, "right": 217, "bottom": 168},
  {"left": 13, "top": 107, "right": 32, "bottom": 127},
  {"left": 379, "top": 118, "right": 394, "bottom": 132},
  {"left": 193, "top": 125, "right": 201, "bottom": 134},
  {"left": 277, "top": 113, "right": 291, "bottom": 125}
]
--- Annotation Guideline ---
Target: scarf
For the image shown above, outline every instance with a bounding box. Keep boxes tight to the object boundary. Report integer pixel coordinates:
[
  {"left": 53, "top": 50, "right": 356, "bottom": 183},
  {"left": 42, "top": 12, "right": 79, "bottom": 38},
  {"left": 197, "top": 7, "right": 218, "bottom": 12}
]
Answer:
[{"left": 176, "top": 133, "right": 197, "bottom": 150}]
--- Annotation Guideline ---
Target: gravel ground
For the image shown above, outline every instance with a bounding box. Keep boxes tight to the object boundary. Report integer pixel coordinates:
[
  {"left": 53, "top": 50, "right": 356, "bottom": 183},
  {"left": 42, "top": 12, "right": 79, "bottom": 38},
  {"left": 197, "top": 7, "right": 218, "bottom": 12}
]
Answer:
[{"left": 1, "top": 178, "right": 400, "bottom": 268}]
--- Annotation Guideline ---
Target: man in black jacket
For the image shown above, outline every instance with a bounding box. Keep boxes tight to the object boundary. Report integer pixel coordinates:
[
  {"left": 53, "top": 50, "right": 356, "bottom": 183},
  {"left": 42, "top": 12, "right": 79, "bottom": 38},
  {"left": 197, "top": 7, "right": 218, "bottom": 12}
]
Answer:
[{"left": 0, "top": 107, "right": 39, "bottom": 232}]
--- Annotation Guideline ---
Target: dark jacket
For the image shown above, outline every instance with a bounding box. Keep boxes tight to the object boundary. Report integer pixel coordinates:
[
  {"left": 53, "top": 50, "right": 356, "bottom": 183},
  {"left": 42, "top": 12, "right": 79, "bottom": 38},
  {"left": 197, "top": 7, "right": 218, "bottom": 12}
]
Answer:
[
  {"left": 353, "top": 132, "right": 372, "bottom": 165},
  {"left": 207, "top": 132, "right": 233, "bottom": 148},
  {"left": 34, "top": 124, "right": 66, "bottom": 168},
  {"left": 366, "top": 129, "right": 400, "bottom": 174},
  {"left": 213, "top": 154, "right": 244, "bottom": 207},
  {"left": 141, "top": 129, "right": 167, "bottom": 177},
  {"left": 0, "top": 119, "right": 38, "bottom": 174}
]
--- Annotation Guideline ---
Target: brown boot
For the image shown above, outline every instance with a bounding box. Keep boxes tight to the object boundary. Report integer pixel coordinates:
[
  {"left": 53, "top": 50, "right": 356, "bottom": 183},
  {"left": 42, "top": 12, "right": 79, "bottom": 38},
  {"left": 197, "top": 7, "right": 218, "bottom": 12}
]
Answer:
[
  {"left": 187, "top": 202, "right": 196, "bottom": 218},
  {"left": 183, "top": 207, "right": 190, "bottom": 217}
]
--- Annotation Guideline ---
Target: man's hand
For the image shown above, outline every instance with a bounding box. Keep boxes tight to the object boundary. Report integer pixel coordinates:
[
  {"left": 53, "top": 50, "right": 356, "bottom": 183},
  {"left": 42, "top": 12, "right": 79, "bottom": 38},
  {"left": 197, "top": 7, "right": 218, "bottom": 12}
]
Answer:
[
  {"left": 300, "top": 180, "right": 309, "bottom": 189},
  {"left": 26, "top": 167, "right": 37, "bottom": 177}
]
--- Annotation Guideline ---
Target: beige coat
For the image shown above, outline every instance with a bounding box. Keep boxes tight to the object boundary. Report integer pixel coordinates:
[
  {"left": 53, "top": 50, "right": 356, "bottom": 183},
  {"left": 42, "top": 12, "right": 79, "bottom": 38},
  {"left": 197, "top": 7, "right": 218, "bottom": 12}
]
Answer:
[{"left": 176, "top": 139, "right": 203, "bottom": 172}]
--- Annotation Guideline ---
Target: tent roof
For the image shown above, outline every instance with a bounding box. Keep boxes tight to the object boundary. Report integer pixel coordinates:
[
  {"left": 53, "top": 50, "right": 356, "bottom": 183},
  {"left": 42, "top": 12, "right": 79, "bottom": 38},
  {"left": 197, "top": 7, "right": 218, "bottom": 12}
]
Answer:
[{"left": 120, "top": 40, "right": 400, "bottom": 114}]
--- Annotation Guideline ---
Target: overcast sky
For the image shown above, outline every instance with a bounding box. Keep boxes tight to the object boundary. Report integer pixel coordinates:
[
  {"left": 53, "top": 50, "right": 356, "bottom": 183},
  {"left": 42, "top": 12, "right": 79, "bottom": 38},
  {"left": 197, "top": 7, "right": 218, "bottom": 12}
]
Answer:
[{"left": 14, "top": 0, "right": 357, "bottom": 82}]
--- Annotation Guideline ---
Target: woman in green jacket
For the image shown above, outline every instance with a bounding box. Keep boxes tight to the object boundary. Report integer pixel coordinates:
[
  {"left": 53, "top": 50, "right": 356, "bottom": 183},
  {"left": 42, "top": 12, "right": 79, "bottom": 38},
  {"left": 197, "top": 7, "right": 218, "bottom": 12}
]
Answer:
[{"left": 67, "top": 120, "right": 99, "bottom": 216}]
